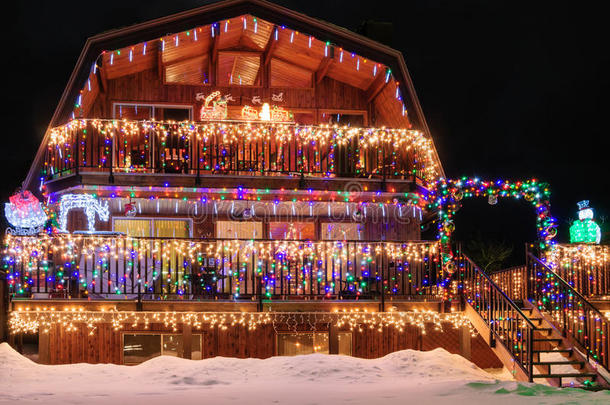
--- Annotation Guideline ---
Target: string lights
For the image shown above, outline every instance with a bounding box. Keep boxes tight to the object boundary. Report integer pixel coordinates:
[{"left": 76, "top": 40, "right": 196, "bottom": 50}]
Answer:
[
  {"left": 4, "top": 191, "right": 47, "bottom": 234},
  {"left": 73, "top": 15, "right": 407, "bottom": 129},
  {"left": 9, "top": 308, "right": 474, "bottom": 336},
  {"left": 3, "top": 234, "right": 442, "bottom": 298},
  {"left": 58, "top": 194, "right": 109, "bottom": 232},
  {"left": 46, "top": 119, "right": 440, "bottom": 182},
  {"left": 428, "top": 177, "right": 557, "bottom": 272}
]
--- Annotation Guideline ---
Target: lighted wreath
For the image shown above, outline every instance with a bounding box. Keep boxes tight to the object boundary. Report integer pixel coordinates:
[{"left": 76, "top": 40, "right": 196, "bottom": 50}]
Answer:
[{"left": 428, "top": 177, "right": 557, "bottom": 272}]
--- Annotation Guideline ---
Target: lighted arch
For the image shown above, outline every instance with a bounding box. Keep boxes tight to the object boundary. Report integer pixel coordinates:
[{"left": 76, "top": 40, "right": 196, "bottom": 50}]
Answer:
[{"left": 427, "top": 177, "right": 557, "bottom": 272}]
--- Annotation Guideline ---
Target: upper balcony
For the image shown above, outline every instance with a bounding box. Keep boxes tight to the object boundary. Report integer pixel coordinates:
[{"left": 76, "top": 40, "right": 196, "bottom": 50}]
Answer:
[{"left": 42, "top": 119, "right": 440, "bottom": 193}]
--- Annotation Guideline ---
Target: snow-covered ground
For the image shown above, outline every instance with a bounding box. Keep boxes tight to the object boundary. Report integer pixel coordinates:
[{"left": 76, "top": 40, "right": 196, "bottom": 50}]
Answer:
[{"left": 1, "top": 343, "right": 608, "bottom": 404}]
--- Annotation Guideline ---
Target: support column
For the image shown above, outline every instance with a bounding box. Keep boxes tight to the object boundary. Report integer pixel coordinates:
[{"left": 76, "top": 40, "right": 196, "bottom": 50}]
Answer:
[
  {"left": 458, "top": 325, "right": 472, "bottom": 361},
  {"left": 329, "top": 324, "right": 339, "bottom": 355},
  {"left": 182, "top": 324, "right": 192, "bottom": 360},
  {"left": 38, "top": 329, "right": 50, "bottom": 364}
]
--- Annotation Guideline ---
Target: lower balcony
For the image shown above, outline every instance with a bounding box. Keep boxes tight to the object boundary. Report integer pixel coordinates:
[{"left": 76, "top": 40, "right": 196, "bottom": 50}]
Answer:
[{"left": 4, "top": 235, "right": 445, "bottom": 304}]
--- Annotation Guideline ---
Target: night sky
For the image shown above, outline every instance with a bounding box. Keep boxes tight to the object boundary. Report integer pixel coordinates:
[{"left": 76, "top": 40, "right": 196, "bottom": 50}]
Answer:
[{"left": 2, "top": 0, "right": 608, "bottom": 259}]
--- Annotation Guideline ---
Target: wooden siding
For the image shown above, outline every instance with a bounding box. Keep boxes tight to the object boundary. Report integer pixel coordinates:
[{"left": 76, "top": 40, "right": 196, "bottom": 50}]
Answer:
[
  {"left": 40, "top": 321, "right": 502, "bottom": 369},
  {"left": 66, "top": 211, "right": 421, "bottom": 241},
  {"left": 103, "top": 69, "right": 371, "bottom": 115}
]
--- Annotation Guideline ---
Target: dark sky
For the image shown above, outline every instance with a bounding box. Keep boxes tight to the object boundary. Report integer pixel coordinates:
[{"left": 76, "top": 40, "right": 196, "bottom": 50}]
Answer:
[{"left": 2, "top": 0, "right": 608, "bottom": 253}]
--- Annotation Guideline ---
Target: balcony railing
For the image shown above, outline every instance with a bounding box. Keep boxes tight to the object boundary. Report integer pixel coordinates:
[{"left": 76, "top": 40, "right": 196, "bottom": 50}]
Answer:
[
  {"left": 3, "top": 235, "right": 445, "bottom": 301},
  {"left": 43, "top": 119, "right": 439, "bottom": 183}
]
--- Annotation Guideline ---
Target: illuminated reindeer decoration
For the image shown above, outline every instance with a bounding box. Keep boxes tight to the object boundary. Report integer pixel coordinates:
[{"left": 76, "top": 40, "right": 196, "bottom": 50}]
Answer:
[{"left": 58, "top": 194, "right": 109, "bottom": 232}]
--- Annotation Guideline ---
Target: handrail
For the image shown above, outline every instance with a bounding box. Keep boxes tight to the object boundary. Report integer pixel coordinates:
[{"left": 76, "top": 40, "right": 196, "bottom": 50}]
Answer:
[
  {"left": 457, "top": 251, "right": 535, "bottom": 381},
  {"left": 42, "top": 118, "right": 438, "bottom": 183},
  {"left": 3, "top": 235, "right": 444, "bottom": 302},
  {"left": 527, "top": 251, "right": 610, "bottom": 371},
  {"left": 489, "top": 264, "right": 526, "bottom": 275}
]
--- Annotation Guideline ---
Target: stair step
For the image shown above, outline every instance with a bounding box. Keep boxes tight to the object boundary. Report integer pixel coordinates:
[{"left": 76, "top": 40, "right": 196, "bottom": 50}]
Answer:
[
  {"left": 533, "top": 373, "right": 597, "bottom": 379},
  {"left": 534, "top": 338, "right": 562, "bottom": 342},
  {"left": 533, "top": 360, "right": 584, "bottom": 366},
  {"left": 533, "top": 348, "right": 572, "bottom": 354}
]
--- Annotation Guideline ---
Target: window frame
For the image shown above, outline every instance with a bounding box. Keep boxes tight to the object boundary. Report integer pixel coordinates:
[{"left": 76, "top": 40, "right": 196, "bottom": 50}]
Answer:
[
  {"left": 121, "top": 332, "right": 204, "bottom": 365},
  {"left": 112, "top": 216, "right": 194, "bottom": 238},
  {"left": 275, "top": 331, "right": 353, "bottom": 356},
  {"left": 112, "top": 102, "right": 194, "bottom": 121}
]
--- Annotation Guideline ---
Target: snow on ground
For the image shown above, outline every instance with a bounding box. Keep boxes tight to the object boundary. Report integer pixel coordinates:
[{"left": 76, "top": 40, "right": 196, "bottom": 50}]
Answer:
[{"left": 1, "top": 343, "right": 609, "bottom": 405}]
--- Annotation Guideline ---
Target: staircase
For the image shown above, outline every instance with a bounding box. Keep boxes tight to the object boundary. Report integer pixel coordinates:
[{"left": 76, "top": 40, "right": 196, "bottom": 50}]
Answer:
[{"left": 457, "top": 250, "right": 610, "bottom": 389}]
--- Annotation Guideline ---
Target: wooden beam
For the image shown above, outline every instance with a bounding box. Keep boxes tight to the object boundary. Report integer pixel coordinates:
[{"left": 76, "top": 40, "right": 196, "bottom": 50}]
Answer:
[
  {"left": 315, "top": 56, "right": 334, "bottom": 84},
  {"left": 97, "top": 65, "right": 108, "bottom": 95},
  {"left": 157, "top": 49, "right": 164, "bottom": 83},
  {"left": 365, "top": 71, "right": 388, "bottom": 103},
  {"left": 211, "top": 30, "right": 220, "bottom": 63},
  {"left": 263, "top": 25, "right": 279, "bottom": 67}
]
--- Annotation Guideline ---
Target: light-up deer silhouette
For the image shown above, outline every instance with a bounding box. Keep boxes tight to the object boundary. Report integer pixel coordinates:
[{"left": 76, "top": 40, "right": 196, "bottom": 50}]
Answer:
[{"left": 58, "top": 194, "right": 109, "bottom": 232}]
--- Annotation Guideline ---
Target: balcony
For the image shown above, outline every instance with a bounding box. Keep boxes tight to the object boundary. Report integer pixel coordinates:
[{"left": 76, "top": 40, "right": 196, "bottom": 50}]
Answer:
[
  {"left": 43, "top": 119, "right": 440, "bottom": 190},
  {"left": 4, "top": 235, "right": 445, "bottom": 303}
]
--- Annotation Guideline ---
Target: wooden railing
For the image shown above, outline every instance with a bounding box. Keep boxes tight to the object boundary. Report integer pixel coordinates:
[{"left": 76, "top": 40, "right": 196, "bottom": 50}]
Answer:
[
  {"left": 457, "top": 251, "right": 535, "bottom": 381},
  {"left": 3, "top": 235, "right": 444, "bottom": 302},
  {"left": 490, "top": 265, "right": 527, "bottom": 301},
  {"left": 43, "top": 119, "right": 438, "bottom": 183},
  {"left": 547, "top": 244, "right": 610, "bottom": 299},
  {"left": 527, "top": 252, "right": 610, "bottom": 371}
]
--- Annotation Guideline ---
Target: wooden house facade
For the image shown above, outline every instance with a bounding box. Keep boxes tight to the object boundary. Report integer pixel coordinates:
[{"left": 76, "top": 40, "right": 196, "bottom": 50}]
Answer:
[{"left": 3, "top": 0, "right": 506, "bottom": 369}]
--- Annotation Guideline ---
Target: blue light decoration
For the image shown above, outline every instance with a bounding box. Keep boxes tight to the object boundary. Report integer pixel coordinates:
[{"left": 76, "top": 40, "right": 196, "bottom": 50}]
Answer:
[
  {"left": 428, "top": 177, "right": 557, "bottom": 273},
  {"left": 569, "top": 200, "right": 601, "bottom": 244}
]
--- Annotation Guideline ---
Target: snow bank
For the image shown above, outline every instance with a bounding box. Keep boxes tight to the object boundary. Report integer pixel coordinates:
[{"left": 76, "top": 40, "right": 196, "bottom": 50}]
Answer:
[{"left": 0, "top": 342, "right": 608, "bottom": 404}]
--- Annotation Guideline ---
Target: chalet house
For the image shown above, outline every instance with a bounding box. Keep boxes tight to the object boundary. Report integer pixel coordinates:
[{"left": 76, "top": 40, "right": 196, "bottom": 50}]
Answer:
[{"left": 3, "top": 0, "right": 610, "bottom": 388}]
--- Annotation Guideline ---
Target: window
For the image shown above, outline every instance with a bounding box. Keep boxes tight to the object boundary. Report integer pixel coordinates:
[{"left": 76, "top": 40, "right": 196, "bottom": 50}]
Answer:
[
  {"left": 320, "top": 222, "right": 362, "bottom": 240},
  {"left": 216, "top": 221, "right": 262, "bottom": 239},
  {"left": 322, "top": 112, "right": 365, "bottom": 126},
  {"left": 113, "top": 103, "right": 193, "bottom": 121},
  {"left": 268, "top": 222, "right": 315, "bottom": 240},
  {"left": 277, "top": 332, "right": 352, "bottom": 356},
  {"left": 114, "top": 219, "right": 151, "bottom": 237},
  {"left": 162, "top": 335, "right": 203, "bottom": 360},
  {"left": 123, "top": 334, "right": 203, "bottom": 364},
  {"left": 113, "top": 218, "right": 192, "bottom": 238},
  {"left": 123, "top": 334, "right": 160, "bottom": 364}
]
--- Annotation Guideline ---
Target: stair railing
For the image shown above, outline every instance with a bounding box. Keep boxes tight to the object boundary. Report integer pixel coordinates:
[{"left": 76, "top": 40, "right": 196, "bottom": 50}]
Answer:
[
  {"left": 526, "top": 251, "right": 610, "bottom": 371},
  {"left": 456, "top": 250, "right": 535, "bottom": 381}
]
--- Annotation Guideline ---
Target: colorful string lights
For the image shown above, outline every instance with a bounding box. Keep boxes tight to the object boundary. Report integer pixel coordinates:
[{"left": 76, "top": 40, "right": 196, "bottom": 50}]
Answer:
[{"left": 428, "top": 177, "right": 557, "bottom": 271}]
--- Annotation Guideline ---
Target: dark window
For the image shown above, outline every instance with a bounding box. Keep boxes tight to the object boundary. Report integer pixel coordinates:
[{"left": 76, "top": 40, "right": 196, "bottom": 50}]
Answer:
[{"left": 123, "top": 334, "right": 161, "bottom": 364}]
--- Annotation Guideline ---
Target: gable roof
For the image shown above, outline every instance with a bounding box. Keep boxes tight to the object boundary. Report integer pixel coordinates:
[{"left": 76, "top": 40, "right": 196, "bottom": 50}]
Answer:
[{"left": 24, "top": 0, "right": 444, "bottom": 189}]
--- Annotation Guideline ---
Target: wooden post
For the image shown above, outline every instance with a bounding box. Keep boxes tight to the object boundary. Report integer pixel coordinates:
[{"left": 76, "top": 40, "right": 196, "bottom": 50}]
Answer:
[
  {"left": 0, "top": 277, "right": 6, "bottom": 343},
  {"left": 458, "top": 325, "right": 471, "bottom": 361},
  {"left": 38, "top": 328, "right": 50, "bottom": 364},
  {"left": 329, "top": 324, "right": 339, "bottom": 355},
  {"left": 182, "top": 324, "right": 192, "bottom": 360}
]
